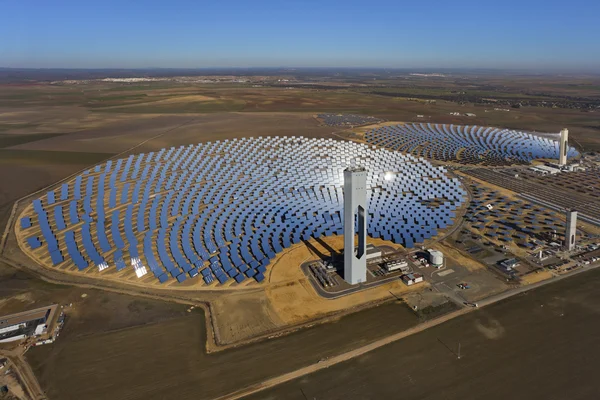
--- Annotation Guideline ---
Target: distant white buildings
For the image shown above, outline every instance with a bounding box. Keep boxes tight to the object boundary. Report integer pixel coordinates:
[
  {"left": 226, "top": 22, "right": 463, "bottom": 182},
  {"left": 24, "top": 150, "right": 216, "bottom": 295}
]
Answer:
[
  {"left": 101, "top": 77, "right": 165, "bottom": 83},
  {"left": 409, "top": 73, "right": 446, "bottom": 77},
  {"left": 529, "top": 165, "right": 561, "bottom": 175},
  {"left": 449, "top": 112, "right": 476, "bottom": 117}
]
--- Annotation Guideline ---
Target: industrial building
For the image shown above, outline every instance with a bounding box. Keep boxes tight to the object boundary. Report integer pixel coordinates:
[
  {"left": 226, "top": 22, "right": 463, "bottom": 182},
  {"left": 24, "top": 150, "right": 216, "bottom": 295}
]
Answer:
[
  {"left": 529, "top": 165, "right": 561, "bottom": 175},
  {"left": 0, "top": 305, "right": 57, "bottom": 343},
  {"left": 384, "top": 259, "right": 409, "bottom": 273},
  {"left": 344, "top": 167, "right": 368, "bottom": 285},
  {"left": 564, "top": 209, "right": 577, "bottom": 251},
  {"left": 402, "top": 273, "right": 424, "bottom": 286},
  {"left": 499, "top": 258, "right": 520, "bottom": 272},
  {"left": 364, "top": 244, "right": 382, "bottom": 261}
]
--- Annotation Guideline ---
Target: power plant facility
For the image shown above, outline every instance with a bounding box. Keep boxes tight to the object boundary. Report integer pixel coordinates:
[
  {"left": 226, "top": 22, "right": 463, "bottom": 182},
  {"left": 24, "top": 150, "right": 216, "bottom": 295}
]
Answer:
[
  {"left": 564, "top": 209, "right": 577, "bottom": 251},
  {"left": 559, "top": 128, "right": 569, "bottom": 166},
  {"left": 343, "top": 167, "right": 368, "bottom": 285},
  {"left": 7, "top": 60, "right": 600, "bottom": 400},
  {"left": 16, "top": 136, "right": 466, "bottom": 287}
]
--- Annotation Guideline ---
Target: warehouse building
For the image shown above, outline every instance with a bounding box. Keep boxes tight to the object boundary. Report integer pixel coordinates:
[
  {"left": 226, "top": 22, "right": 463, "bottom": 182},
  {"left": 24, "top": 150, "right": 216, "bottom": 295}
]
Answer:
[
  {"left": 402, "top": 273, "right": 424, "bottom": 286},
  {"left": 0, "top": 305, "right": 57, "bottom": 343}
]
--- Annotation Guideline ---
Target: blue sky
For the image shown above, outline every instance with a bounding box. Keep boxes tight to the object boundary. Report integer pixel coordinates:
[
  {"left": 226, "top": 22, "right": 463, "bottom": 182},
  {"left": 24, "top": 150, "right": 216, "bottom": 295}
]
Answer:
[{"left": 1, "top": 0, "right": 599, "bottom": 70}]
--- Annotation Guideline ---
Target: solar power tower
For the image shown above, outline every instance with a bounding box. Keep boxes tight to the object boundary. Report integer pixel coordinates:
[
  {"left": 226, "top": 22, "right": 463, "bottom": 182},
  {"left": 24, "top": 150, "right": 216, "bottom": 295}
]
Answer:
[
  {"left": 343, "top": 167, "right": 367, "bottom": 285},
  {"left": 559, "top": 128, "right": 569, "bottom": 166},
  {"left": 564, "top": 209, "right": 577, "bottom": 251}
]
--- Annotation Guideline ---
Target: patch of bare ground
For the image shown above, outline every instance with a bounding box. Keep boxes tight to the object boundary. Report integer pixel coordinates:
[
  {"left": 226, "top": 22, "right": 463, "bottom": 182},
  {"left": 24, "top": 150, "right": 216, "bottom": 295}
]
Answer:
[
  {"left": 520, "top": 269, "right": 554, "bottom": 285},
  {"left": 0, "top": 365, "right": 28, "bottom": 400},
  {"left": 434, "top": 241, "right": 487, "bottom": 272},
  {"left": 210, "top": 289, "right": 284, "bottom": 345},
  {"left": 264, "top": 236, "right": 425, "bottom": 326},
  {"left": 98, "top": 94, "right": 217, "bottom": 109}
]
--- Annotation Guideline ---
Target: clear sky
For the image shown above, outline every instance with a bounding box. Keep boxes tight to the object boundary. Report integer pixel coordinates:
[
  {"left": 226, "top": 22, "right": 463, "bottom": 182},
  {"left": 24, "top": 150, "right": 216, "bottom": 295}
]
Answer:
[{"left": 1, "top": 0, "right": 599, "bottom": 70}]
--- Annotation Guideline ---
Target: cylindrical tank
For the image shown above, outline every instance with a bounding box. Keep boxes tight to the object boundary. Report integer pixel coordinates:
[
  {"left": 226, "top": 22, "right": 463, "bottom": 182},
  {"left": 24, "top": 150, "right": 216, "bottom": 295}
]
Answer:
[{"left": 428, "top": 250, "right": 444, "bottom": 267}]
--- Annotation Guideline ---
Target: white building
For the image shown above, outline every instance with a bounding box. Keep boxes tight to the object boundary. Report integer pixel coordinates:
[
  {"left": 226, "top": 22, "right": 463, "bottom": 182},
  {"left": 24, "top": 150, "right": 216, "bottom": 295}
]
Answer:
[
  {"left": 364, "top": 244, "right": 382, "bottom": 261},
  {"left": 529, "top": 165, "right": 560, "bottom": 175},
  {"left": 402, "top": 273, "right": 424, "bottom": 286},
  {"left": 384, "top": 259, "right": 409, "bottom": 273}
]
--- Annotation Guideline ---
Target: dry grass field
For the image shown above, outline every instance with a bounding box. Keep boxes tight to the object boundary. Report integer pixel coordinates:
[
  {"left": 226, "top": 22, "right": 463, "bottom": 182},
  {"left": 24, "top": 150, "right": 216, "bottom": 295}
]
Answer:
[
  {"left": 1, "top": 79, "right": 597, "bottom": 231},
  {"left": 24, "top": 284, "right": 418, "bottom": 400},
  {"left": 184, "top": 235, "right": 426, "bottom": 345},
  {"left": 1, "top": 75, "right": 599, "bottom": 399}
]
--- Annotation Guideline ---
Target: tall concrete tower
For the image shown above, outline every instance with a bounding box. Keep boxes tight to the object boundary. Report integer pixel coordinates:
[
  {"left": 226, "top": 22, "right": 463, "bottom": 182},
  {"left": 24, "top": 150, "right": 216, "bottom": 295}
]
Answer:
[
  {"left": 343, "top": 167, "right": 367, "bottom": 285},
  {"left": 559, "top": 128, "right": 569, "bottom": 166},
  {"left": 564, "top": 209, "right": 577, "bottom": 251}
]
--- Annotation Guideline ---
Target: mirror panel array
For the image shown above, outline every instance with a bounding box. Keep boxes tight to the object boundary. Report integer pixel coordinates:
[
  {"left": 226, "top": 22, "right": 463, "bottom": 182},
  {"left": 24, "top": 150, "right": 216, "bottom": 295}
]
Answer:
[
  {"left": 364, "top": 123, "right": 579, "bottom": 166},
  {"left": 19, "top": 137, "right": 465, "bottom": 286}
]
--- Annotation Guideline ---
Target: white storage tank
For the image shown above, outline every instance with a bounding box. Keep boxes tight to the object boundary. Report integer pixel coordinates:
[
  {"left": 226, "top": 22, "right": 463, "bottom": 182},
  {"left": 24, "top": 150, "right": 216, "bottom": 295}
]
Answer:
[{"left": 427, "top": 249, "right": 444, "bottom": 268}]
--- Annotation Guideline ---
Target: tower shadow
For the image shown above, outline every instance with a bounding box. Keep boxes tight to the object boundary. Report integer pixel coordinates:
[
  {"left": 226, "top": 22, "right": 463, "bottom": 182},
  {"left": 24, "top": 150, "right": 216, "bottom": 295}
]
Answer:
[
  {"left": 315, "top": 236, "right": 341, "bottom": 258},
  {"left": 302, "top": 239, "right": 328, "bottom": 261}
]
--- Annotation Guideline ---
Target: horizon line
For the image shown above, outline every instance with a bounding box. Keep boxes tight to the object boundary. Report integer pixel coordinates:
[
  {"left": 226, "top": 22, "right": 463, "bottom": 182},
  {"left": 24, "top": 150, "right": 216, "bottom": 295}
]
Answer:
[{"left": 1, "top": 66, "right": 599, "bottom": 75}]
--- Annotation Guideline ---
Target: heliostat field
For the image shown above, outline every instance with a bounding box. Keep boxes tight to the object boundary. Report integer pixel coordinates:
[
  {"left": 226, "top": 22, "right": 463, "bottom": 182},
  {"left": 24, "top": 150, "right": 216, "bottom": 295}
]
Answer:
[
  {"left": 365, "top": 123, "right": 579, "bottom": 165},
  {"left": 17, "top": 137, "right": 465, "bottom": 287}
]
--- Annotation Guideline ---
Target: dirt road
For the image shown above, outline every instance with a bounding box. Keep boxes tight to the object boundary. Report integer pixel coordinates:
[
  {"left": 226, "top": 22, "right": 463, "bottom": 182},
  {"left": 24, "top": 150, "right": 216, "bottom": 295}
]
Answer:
[
  {"left": 0, "top": 349, "right": 46, "bottom": 400},
  {"left": 217, "top": 263, "right": 600, "bottom": 400},
  {"left": 217, "top": 308, "right": 470, "bottom": 400}
]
